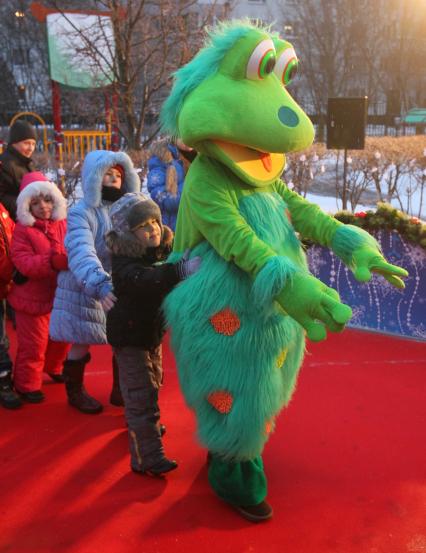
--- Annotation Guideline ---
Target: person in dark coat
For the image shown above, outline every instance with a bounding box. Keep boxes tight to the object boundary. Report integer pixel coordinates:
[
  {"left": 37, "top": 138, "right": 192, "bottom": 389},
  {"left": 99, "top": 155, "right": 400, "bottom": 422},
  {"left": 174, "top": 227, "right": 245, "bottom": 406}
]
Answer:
[
  {"left": 105, "top": 193, "right": 201, "bottom": 476},
  {"left": 0, "top": 120, "right": 37, "bottom": 220}
]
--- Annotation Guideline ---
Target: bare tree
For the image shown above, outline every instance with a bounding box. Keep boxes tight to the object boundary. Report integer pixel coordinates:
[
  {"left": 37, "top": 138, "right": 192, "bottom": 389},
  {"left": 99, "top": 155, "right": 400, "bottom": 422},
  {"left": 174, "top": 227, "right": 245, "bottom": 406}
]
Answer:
[
  {"left": 286, "top": 0, "right": 373, "bottom": 139},
  {"left": 0, "top": 1, "right": 51, "bottom": 119},
  {"left": 0, "top": 59, "right": 21, "bottom": 125},
  {"left": 379, "top": 0, "right": 426, "bottom": 116},
  {"left": 285, "top": 0, "right": 426, "bottom": 133},
  {"left": 46, "top": 0, "right": 228, "bottom": 149},
  {"left": 285, "top": 143, "right": 327, "bottom": 198}
]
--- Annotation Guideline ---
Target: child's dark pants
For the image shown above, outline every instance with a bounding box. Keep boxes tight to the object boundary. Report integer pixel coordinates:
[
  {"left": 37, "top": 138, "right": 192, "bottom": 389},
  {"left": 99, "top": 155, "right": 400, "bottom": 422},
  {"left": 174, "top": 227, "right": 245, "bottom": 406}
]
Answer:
[{"left": 113, "top": 345, "right": 164, "bottom": 472}]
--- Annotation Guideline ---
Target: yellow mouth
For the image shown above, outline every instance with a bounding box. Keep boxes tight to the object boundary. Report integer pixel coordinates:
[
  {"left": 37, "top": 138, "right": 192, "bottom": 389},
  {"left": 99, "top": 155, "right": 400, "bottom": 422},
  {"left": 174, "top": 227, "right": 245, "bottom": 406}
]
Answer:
[{"left": 213, "top": 140, "right": 285, "bottom": 182}]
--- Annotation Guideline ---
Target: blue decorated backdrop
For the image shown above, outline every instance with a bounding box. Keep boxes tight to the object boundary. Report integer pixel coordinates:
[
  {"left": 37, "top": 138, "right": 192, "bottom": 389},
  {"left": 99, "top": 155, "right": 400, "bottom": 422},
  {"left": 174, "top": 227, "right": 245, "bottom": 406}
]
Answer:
[{"left": 307, "top": 230, "right": 426, "bottom": 340}]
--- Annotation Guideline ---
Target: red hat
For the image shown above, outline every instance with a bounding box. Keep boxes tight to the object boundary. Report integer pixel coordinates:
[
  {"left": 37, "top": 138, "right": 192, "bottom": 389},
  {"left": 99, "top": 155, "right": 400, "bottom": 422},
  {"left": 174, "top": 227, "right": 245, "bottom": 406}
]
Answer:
[
  {"left": 20, "top": 171, "right": 50, "bottom": 192},
  {"left": 111, "top": 164, "right": 125, "bottom": 181}
]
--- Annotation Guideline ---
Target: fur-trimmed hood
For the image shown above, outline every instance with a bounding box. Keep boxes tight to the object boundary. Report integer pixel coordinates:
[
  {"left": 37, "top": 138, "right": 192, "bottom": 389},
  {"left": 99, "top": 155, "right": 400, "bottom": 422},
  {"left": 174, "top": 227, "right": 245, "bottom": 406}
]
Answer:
[
  {"left": 105, "top": 225, "right": 173, "bottom": 258},
  {"left": 16, "top": 179, "right": 67, "bottom": 227},
  {"left": 81, "top": 150, "right": 140, "bottom": 208}
]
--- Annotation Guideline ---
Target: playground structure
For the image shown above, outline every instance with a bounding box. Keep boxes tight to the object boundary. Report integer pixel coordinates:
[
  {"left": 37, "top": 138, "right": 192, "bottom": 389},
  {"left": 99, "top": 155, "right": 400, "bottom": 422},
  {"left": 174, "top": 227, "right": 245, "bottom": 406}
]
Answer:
[
  {"left": 4, "top": 111, "right": 113, "bottom": 162},
  {"left": 27, "top": 2, "right": 119, "bottom": 161},
  {"left": 62, "top": 129, "right": 111, "bottom": 158}
]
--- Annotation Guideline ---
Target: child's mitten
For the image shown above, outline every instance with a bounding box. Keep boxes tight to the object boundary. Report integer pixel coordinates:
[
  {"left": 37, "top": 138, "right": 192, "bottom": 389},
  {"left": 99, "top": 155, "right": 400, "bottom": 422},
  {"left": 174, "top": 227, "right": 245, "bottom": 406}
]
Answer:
[{"left": 176, "top": 249, "right": 202, "bottom": 279}]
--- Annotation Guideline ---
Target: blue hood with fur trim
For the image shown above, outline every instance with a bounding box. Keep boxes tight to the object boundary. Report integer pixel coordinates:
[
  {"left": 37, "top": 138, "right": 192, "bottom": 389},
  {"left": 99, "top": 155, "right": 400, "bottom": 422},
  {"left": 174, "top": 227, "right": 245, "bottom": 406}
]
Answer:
[{"left": 81, "top": 150, "right": 140, "bottom": 207}]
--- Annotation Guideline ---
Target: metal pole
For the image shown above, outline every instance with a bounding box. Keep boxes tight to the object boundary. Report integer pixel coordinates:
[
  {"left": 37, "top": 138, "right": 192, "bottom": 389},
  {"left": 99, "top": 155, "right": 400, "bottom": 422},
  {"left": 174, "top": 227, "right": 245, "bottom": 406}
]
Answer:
[
  {"left": 111, "top": 89, "right": 119, "bottom": 151},
  {"left": 51, "top": 80, "right": 62, "bottom": 159},
  {"left": 342, "top": 148, "right": 348, "bottom": 211},
  {"left": 105, "top": 92, "right": 111, "bottom": 149},
  {"left": 57, "top": 142, "right": 66, "bottom": 196}
]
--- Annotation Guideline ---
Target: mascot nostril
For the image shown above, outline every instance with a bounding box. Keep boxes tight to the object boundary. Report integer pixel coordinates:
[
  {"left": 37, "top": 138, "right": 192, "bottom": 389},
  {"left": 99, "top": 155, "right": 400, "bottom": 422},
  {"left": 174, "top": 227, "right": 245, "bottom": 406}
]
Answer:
[{"left": 278, "top": 106, "right": 299, "bottom": 127}]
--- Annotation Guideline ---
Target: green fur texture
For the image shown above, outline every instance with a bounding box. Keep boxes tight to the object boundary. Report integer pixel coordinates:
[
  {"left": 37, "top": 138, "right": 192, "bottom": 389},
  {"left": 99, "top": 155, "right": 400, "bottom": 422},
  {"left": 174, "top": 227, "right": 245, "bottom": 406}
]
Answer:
[
  {"left": 251, "top": 255, "right": 298, "bottom": 306},
  {"left": 243, "top": 191, "right": 308, "bottom": 305},
  {"left": 164, "top": 192, "right": 306, "bottom": 461},
  {"left": 332, "top": 224, "right": 380, "bottom": 268},
  {"left": 161, "top": 19, "right": 272, "bottom": 137}
]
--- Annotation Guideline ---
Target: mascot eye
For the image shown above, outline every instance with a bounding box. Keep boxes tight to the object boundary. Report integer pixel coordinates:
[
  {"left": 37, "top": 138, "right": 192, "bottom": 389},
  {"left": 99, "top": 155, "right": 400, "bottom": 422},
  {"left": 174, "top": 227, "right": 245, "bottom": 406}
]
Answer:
[
  {"left": 246, "top": 39, "right": 276, "bottom": 80},
  {"left": 274, "top": 47, "right": 299, "bottom": 86}
]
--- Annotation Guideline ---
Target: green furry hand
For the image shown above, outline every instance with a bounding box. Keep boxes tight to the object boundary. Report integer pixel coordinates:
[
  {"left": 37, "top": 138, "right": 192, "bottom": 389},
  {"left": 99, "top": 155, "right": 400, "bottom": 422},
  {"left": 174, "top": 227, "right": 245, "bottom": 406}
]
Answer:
[
  {"left": 276, "top": 273, "right": 352, "bottom": 342},
  {"left": 351, "top": 247, "right": 408, "bottom": 289}
]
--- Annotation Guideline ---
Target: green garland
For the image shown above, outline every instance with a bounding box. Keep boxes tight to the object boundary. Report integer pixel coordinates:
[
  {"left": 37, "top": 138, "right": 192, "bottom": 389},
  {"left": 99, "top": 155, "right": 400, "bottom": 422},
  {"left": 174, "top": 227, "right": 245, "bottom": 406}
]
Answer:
[
  {"left": 333, "top": 203, "right": 426, "bottom": 250},
  {"left": 303, "top": 203, "right": 426, "bottom": 250}
]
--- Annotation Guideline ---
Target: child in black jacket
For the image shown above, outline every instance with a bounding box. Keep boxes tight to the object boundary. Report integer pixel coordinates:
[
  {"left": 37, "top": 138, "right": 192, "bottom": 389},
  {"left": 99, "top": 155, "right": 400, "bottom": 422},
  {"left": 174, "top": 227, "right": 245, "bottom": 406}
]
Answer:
[{"left": 106, "top": 193, "right": 201, "bottom": 476}]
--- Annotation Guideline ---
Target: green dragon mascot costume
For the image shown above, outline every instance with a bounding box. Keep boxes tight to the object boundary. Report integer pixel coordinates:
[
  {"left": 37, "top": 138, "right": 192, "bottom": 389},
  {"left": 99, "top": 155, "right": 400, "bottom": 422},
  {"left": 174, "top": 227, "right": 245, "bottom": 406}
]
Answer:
[{"left": 160, "top": 20, "right": 407, "bottom": 522}]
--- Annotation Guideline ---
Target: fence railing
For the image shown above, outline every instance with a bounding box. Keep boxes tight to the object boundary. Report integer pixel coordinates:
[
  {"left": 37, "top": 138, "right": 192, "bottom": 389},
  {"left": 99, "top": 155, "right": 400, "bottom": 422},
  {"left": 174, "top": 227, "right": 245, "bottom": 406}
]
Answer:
[{"left": 62, "top": 130, "right": 111, "bottom": 159}]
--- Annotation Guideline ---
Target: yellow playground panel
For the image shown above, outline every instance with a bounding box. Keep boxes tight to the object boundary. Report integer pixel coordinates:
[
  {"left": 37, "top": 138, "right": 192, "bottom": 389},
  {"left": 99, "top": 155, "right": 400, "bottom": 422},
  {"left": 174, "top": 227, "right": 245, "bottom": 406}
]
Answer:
[
  {"left": 62, "top": 129, "right": 111, "bottom": 158},
  {"left": 7, "top": 112, "right": 112, "bottom": 159}
]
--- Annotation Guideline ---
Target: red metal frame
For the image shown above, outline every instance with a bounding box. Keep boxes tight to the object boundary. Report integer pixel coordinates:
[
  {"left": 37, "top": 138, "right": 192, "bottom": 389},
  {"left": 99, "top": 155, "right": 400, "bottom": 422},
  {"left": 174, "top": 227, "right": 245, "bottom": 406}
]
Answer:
[{"left": 51, "top": 79, "right": 62, "bottom": 158}]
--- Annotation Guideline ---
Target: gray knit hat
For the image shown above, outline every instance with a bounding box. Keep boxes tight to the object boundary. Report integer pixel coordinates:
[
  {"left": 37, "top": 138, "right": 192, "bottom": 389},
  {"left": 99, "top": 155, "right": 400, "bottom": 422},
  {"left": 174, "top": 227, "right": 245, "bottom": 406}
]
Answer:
[
  {"left": 109, "top": 192, "right": 148, "bottom": 234},
  {"left": 128, "top": 199, "right": 162, "bottom": 231}
]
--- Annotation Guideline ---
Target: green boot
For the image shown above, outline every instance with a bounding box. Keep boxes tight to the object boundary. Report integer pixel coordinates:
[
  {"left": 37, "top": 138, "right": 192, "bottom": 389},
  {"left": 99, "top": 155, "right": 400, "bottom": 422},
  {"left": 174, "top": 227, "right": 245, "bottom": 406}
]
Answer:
[{"left": 208, "top": 454, "right": 272, "bottom": 522}]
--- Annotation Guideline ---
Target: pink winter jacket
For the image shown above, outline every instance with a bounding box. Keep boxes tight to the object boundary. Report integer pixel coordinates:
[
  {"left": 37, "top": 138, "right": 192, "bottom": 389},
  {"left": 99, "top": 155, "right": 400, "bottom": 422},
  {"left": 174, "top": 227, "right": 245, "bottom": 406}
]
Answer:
[{"left": 8, "top": 218, "right": 67, "bottom": 315}]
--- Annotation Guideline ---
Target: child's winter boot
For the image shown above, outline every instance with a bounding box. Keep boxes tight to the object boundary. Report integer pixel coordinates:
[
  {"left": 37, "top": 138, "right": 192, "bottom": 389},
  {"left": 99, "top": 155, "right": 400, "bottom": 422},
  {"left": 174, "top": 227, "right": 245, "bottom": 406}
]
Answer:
[
  {"left": 0, "top": 372, "right": 22, "bottom": 409},
  {"left": 63, "top": 353, "right": 103, "bottom": 414}
]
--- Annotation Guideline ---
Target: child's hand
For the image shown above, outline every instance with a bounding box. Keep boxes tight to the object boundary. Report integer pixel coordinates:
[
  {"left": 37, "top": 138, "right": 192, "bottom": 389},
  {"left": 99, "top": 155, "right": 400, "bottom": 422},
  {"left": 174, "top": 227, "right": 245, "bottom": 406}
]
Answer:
[
  {"left": 100, "top": 291, "right": 117, "bottom": 312},
  {"left": 177, "top": 249, "right": 202, "bottom": 279},
  {"left": 276, "top": 272, "right": 352, "bottom": 342}
]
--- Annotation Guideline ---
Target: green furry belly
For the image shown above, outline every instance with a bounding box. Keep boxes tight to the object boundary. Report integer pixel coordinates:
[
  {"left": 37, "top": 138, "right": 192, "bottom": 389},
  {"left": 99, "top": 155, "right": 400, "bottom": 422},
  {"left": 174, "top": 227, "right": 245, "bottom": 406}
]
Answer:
[{"left": 164, "top": 242, "right": 305, "bottom": 461}]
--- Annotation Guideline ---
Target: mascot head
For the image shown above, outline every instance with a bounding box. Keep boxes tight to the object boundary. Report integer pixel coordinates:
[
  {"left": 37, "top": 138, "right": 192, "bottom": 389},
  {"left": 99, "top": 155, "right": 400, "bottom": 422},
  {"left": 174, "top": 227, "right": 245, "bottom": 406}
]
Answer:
[{"left": 161, "top": 19, "right": 315, "bottom": 187}]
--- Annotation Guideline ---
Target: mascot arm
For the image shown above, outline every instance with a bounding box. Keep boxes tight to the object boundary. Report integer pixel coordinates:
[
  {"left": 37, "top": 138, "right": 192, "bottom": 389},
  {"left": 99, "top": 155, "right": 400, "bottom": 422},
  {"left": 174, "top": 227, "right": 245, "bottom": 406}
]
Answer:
[
  {"left": 276, "top": 181, "right": 408, "bottom": 289},
  {"left": 188, "top": 179, "right": 352, "bottom": 341},
  {"left": 275, "top": 181, "right": 341, "bottom": 246}
]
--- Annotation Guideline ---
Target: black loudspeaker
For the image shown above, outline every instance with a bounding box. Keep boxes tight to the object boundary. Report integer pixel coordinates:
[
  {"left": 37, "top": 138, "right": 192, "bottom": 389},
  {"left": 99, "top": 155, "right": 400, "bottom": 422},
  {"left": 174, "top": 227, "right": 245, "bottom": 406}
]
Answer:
[{"left": 327, "top": 97, "right": 368, "bottom": 150}]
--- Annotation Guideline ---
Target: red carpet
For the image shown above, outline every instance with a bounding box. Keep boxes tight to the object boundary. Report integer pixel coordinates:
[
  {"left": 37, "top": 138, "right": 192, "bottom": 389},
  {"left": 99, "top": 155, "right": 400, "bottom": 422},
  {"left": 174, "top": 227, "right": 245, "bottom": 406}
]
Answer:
[{"left": 1, "top": 325, "right": 425, "bottom": 553}]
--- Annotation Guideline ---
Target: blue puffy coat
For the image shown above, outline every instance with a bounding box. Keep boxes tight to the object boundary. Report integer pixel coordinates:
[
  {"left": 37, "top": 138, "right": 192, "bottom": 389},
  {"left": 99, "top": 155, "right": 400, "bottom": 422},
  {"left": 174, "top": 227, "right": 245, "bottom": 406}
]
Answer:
[
  {"left": 49, "top": 150, "right": 140, "bottom": 344},
  {"left": 147, "top": 145, "right": 184, "bottom": 231}
]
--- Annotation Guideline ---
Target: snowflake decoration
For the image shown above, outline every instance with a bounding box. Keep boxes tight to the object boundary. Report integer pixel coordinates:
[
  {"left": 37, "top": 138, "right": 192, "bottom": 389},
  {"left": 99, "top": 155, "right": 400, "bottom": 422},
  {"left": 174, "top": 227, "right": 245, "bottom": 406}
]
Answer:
[{"left": 307, "top": 247, "right": 327, "bottom": 276}]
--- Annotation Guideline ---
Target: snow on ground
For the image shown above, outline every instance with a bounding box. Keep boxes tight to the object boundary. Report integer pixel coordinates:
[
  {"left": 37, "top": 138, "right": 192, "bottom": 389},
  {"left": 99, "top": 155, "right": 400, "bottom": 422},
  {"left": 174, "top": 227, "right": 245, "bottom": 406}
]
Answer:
[
  {"left": 306, "top": 190, "right": 425, "bottom": 219},
  {"left": 305, "top": 192, "right": 364, "bottom": 214}
]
